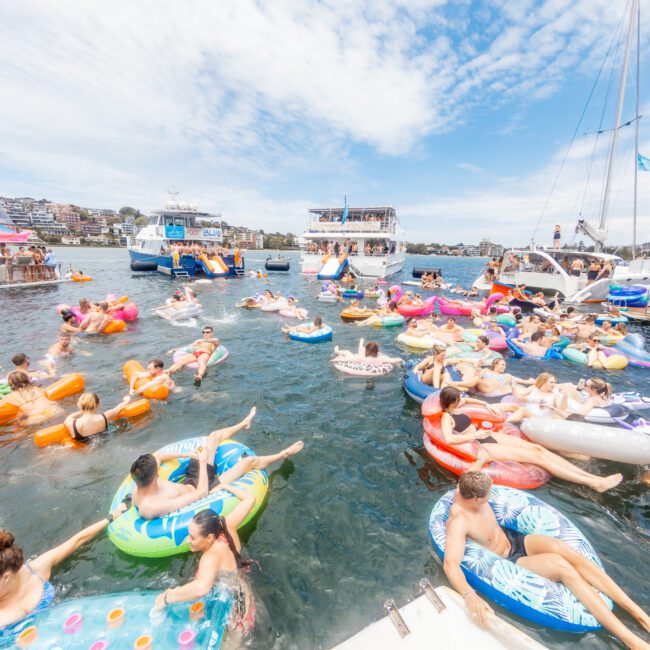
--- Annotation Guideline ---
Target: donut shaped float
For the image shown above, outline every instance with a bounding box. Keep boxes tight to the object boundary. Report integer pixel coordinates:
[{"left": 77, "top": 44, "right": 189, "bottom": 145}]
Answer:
[
  {"left": 403, "top": 360, "right": 437, "bottom": 403},
  {"left": 396, "top": 333, "right": 447, "bottom": 350},
  {"left": 340, "top": 308, "right": 378, "bottom": 322},
  {"left": 108, "top": 437, "right": 267, "bottom": 557},
  {"left": 288, "top": 326, "right": 333, "bottom": 343},
  {"left": 330, "top": 358, "right": 396, "bottom": 376},
  {"left": 561, "top": 347, "right": 628, "bottom": 370},
  {"left": 172, "top": 345, "right": 229, "bottom": 369},
  {"left": 429, "top": 486, "right": 612, "bottom": 632}
]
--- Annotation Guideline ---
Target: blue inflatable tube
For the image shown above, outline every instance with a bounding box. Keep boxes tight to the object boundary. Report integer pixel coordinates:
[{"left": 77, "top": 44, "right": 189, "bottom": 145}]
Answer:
[
  {"left": 288, "top": 325, "right": 333, "bottom": 343},
  {"left": 595, "top": 315, "right": 628, "bottom": 326},
  {"left": 505, "top": 338, "right": 563, "bottom": 360},
  {"left": 403, "top": 360, "right": 438, "bottom": 403},
  {"left": 341, "top": 290, "right": 364, "bottom": 300},
  {"left": 615, "top": 334, "right": 650, "bottom": 368},
  {"left": 608, "top": 284, "right": 647, "bottom": 296},
  {"left": 429, "top": 486, "right": 612, "bottom": 632}
]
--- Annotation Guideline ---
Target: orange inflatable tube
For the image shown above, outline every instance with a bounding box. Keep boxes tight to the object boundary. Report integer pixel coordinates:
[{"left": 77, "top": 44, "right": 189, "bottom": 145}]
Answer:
[
  {"left": 123, "top": 360, "right": 169, "bottom": 400},
  {"left": 72, "top": 275, "right": 93, "bottom": 282},
  {"left": 34, "top": 399, "right": 150, "bottom": 447},
  {"left": 0, "top": 374, "right": 85, "bottom": 426},
  {"left": 103, "top": 320, "right": 126, "bottom": 334}
]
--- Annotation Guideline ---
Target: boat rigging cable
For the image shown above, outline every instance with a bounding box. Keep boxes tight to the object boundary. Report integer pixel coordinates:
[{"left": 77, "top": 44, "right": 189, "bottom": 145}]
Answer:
[{"left": 529, "top": 7, "right": 629, "bottom": 247}]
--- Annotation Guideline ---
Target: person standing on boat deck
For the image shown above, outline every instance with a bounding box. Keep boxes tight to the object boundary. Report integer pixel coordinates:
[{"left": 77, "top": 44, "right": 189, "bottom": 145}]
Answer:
[
  {"left": 553, "top": 224, "right": 561, "bottom": 250},
  {"left": 596, "top": 259, "right": 613, "bottom": 280},
  {"left": 570, "top": 257, "right": 584, "bottom": 277},
  {"left": 44, "top": 248, "right": 58, "bottom": 280}
]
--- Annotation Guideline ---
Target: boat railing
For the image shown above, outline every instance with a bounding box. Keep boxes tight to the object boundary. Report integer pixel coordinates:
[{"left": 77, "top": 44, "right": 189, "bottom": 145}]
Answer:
[
  {"left": 0, "top": 262, "right": 63, "bottom": 284},
  {"left": 308, "top": 221, "right": 390, "bottom": 234}
]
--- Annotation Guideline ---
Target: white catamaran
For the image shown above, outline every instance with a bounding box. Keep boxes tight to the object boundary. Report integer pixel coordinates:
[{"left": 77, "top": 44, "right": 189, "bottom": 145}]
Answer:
[
  {"left": 473, "top": 0, "right": 646, "bottom": 303},
  {"left": 300, "top": 203, "right": 406, "bottom": 279}
]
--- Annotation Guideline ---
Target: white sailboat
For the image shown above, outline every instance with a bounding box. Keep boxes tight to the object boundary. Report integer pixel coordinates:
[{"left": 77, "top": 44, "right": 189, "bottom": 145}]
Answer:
[{"left": 473, "top": 0, "right": 645, "bottom": 303}]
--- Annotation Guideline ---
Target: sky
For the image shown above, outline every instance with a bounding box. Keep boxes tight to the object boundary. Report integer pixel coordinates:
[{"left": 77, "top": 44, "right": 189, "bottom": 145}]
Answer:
[{"left": 1, "top": 0, "right": 649, "bottom": 246}]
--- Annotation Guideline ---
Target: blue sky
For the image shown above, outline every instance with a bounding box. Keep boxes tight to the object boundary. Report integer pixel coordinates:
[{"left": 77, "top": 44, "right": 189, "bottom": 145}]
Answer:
[{"left": 1, "top": 0, "right": 649, "bottom": 246}]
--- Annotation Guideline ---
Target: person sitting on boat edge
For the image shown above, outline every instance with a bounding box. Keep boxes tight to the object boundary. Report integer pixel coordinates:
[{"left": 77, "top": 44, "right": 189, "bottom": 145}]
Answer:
[
  {"left": 129, "top": 408, "right": 304, "bottom": 520},
  {"left": 0, "top": 505, "right": 128, "bottom": 640},
  {"left": 128, "top": 358, "right": 177, "bottom": 396},
  {"left": 282, "top": 315, "right": 325, "bottom": 335},
  {"left": 154, "top": 497, "right": 257, "bottom": 641},
  {"left": 442, "top": 471, "right": 649, "bottom": 648}
]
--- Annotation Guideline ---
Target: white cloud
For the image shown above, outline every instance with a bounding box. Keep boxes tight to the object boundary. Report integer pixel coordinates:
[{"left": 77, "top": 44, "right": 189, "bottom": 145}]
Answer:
[{"left": 0, "top": 0, "right": 648, "bottom": 237}]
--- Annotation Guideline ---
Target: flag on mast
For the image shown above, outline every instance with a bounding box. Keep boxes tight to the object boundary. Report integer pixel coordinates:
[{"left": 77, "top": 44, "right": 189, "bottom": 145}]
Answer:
[
  {"left": 341, "top": 195, "right": 348, "bottom": 224},
  {"left": 639, "top": 153, "right": 650, "bottom": 171}
]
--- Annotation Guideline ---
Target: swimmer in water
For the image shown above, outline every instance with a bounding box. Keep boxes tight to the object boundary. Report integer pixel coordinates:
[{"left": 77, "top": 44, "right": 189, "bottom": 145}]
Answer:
[
  {"left": 79, "top": 302, "right": 114, "bottom": 333},
  {"left": 59, "top": 310, "right": 81, "bottom": 335},
  {"left": 10, "top": 353, "right": 54, "bottom": 382},
  {"left": 128, "top": 358, "right": 178, "bottom": 396},
  {"left": 64, "top": 392, "right": 132, "bottom": 443},
  {"left": 129, "top": 407, "right": 304, "bottom": 520},
  {"left": 167, "top": 326, "right": 220, "bottom": 384},
  {"left": 0, "top": 371, "right": 63, "bottom": 426},
  {"left": 443, "top": 472, "right": 649, "bottom": 648}
]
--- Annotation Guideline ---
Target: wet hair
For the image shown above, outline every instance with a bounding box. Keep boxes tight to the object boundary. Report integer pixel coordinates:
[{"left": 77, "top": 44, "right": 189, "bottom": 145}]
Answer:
[
  {"left": 535, "top": 372, "right": 555, "bottom": 388},
  {"left": 615, "top": 323, "right": 628, "bottom": 334},
  {"left": 566, "top": 306, "right": 575, "bottom": 315},
  {"left": 476, "top": 335, "right": 489, "bottom": 346},
  {"left": 149, "top": 358, "right": 164, "bottom": 369},
  {"left": 61, "top": 311, "right": 75, "bottom": 323},
  {"left": 78, "top": 392, "right": 100, "bottom": 411},
  {"left": 172, "top": 294, "right": 182, "bottom": 302},
  {"left": 530, "top": 330, "right": 543, "bottom": 342},
  {"left": 11, "top": 353, "right": 28, "bottom": 367},
  {"left": 458, "top": 471, "right": 492, "bottom": 499},
  {"left": 0, "top": 530, "right": 23, "bottom": 575},
  {"left": 192, "top": 510, "right": 250, "bottom": 569},
  {"left": 439, "top": 386, "right": 461, "bottom": 411},
  {"left": 365, "top": 341, "right": 379, "bottom": 357},
  {"left": 587, "top": 377, "right": 611, "bottom": 397},
  {"left": 313, "top": 316, "right": 322, "bottom": 327},
  {"left": 7, "top": 371, "right": 31, "bottom": 391},
  {"left": 490, "top": 357, "right": 505, "bottom": 369},
  {"left": 130, "top": 454, "right": 158, "bottom": 488},
  {"left": 203, "top": 326, "right": 213, "bottom": 333}
]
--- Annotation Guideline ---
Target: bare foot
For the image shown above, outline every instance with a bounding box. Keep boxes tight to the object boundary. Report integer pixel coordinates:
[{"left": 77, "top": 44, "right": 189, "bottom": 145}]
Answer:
[
  {"left": 243, "top": 407, "right": 256, "bottom": 429},
  {"left": 194, "top": 374, "right": 202, "bottom": 386},
  {"left": 593, "top": 473, "right": 623, "bottom": 493},
  {"left": 282, "top": 441, "right": 304, "bottom": 459}
]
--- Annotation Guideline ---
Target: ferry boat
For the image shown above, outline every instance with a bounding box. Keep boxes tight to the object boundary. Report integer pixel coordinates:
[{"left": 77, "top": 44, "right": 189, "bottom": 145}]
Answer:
[
  {"left": 300, "top": 203, "right": 406, "bottom": 279},
  {"left": 127, "top": 194, "right": 244, "bottom": 279}
]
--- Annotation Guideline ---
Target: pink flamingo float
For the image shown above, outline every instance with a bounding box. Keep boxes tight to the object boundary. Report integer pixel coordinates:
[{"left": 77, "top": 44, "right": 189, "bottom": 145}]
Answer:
[
  {"left": 389, "top": 286, "right": 437, "bottom": 317},
  {"left": 436, "top": 292, "right": 509, "bottom": 316}
]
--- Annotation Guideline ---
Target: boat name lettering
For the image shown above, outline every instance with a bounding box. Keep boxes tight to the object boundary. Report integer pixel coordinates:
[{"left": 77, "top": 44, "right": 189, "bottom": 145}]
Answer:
[
  {"left": 165, "top": 225, "right": 185, "bottom": 240},
  {"left": 185, "top": 227, "right": 223, "bottom": 241}
]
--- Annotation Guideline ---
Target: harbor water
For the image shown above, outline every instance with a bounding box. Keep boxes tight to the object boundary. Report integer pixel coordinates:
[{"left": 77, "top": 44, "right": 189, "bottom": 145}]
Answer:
[{"left": 0, "top": 248, "right": 648, "bottom": 649}]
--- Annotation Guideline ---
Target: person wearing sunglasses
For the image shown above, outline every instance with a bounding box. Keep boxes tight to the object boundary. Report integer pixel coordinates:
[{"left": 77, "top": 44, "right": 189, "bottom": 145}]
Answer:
[{"left": 167, "top": 326, "right": 220, "bottom": 385}]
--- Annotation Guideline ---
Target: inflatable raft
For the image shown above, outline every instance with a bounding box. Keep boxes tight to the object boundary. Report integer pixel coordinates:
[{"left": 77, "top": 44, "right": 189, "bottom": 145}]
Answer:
[
  {"left": 396, "top": 332, "right": 447, "bottom": 350},
  {"left": 108, "top": 437, "right": 267, "bottom": 557},
  {"left": 429, "top": 486, "right": 612, "bottom": 632},
  {"left": 288, "top": 325, "right": 333, "bottom": 343},
  {"left": 330, "top": 358, "right": 396, "bottom": 377},
  {"left": 521, "top": 417, "right": 650, "bottom": 464},
  {"left": 2, "top": 589, "right": 232, "bottom": 650},
  {"left": 172, "top": 345, "right": 229, "bottom": 369}
]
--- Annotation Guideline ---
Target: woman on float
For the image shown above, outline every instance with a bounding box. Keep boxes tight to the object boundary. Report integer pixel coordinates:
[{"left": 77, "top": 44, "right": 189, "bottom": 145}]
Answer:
[
  {"left": 59, "top": 310, "right": 81, "bottom": 335},
  {"left": 154, "top": 488, "right": 257, "bottom": 641},
  {"left": 502, "top": 372, "right": 569, "bottom": 420},
  {"left": 355, "top": 301, "right": 398, "bottom": 326},
  {"left": 333, "top": 339, "right": 402, "bottom": 365},
  {"left": 283, "top": 316, "right": 325, "bottom": 335},
  {"left": 565, "top": 334, "right": 609, "bottom": 368},
  {"left": 414, "top": 345, "right": 481, "bottom": 389},
  {"left": 0, "top": 504, "right": 127, "bottom": 639},
  {"left": 556, "top": 378, "right": 614, "bottom": 418},
  {"left": 438, "top": 387, "right": 622, "bottom": 492},
  {"left": 63, "top": 392, "right": 132, "bottom": 443},
  {"left": 451, "top": 357, "right": 534, "bottom": 398},
  {"left": 0, "top": 371, "right": 63, "bottom": 426}
]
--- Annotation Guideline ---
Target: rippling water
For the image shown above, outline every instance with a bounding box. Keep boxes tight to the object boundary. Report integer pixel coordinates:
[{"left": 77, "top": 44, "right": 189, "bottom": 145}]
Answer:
[{"left": 0, "top": 249, "right": 648, "bottom": 649}]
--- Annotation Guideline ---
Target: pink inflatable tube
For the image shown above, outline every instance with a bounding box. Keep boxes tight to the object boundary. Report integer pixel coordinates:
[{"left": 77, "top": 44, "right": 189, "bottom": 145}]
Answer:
[
  {"left": 436, "top": 293, "right": 510, "bottom": 317},
  {"left": 56, "top": 304, "right": 84, "bottom": 324},
  {"left": 105, "top": 294, "right": 139, "bottom": 321},
  {"left": 389, "top": 286, "right": 437, "bottom": 317}
]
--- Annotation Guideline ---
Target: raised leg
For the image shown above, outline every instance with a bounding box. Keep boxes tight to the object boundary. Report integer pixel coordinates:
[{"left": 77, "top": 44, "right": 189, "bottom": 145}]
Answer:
[
  {"left": 516, "top": 551, "right": 649, "bottom": 649},
  {"left": 217, "top": 441, "right": 304, "bottom": 485}
]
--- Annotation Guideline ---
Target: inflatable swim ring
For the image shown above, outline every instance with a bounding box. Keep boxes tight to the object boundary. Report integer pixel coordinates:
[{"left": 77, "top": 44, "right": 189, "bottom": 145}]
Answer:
[
  {"left": 123, "top": 360, "right": 169, "bottom": 400},
  {"left": 108, "top": 437, "right": 267, "bottom": 557},
  {"left": 105, "top": 293, "right": 139, "bottom": 321},
  {"left": 340, "top": 308, "right": 378, "bottom": 322},
  {"left": 317, "top": 292, "right": 338, "bottom": 303},
  {"left": 422, "top": 394, "right": 549, "bottom": 490},
  {"left": 172, "top": 345, "right": 229, "bottom": 369},
  {"left": 33, "top": 399, "right": 150, "bottom": 447},
  {"left": 373, "top": 314, "right": 405, "bottom": 328},
  {"left": 155, "top": 303, "right": 202, "bottom": 321},
  {"left": 595, "top": 315, "right": 628, "bottom": 326},
  {"left": 445, "top": 343, "right": 501, "bottom": 364},
  {"left": 461, "top": 329, "right": 507, "bottom": 351},
  {"left": 403, "top": 360, "right": 437, "bottom": 403},
  {"left": 561, "top": 347, "right": 628, "bottom": 370},
  {"left": 341, "top": 290, "right": 364, "bottom": 300},
  {"left": 0, "top": 589, "right": 232, "bottom": 649},
  {"left": 72, "top": 274, "right": 93, "bottom": 282},
  {"left": 330, "top": 358, "right": 396, "bottom": 376},
  {"left": 521, "top": 417, "right": 650, "bottom": 464},
  {"left": 288, "top": 326, "right": 333, "bottom": 343},
  {"left": 614, "top": 333, "right": 650, "bottom": 368},
  {"left": 395, "top": 332, "right": 446, "bottom": 350},
  {"left": 429, "top": 486, "right": 612, "bottom": 632},
  {"left": 102, "top": 319, "right": 127, "bottom": 334}
]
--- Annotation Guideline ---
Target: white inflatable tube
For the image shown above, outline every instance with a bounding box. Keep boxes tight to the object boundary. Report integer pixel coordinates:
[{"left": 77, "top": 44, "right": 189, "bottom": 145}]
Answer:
[
  {"left": 155, "top": 303, "right": 202, "bottom": 321},
  {"left": 521, "top": 417, "right": 650, "bottom": 465}
]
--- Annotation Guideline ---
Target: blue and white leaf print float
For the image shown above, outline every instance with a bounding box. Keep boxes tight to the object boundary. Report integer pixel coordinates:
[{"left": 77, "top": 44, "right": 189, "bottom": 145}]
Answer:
[{"left": 429, "top": 486, "right": 613, "bottom": 632}]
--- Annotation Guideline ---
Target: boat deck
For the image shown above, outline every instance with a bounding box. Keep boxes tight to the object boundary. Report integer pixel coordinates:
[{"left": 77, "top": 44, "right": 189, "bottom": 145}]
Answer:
[{"left": 0, "top": 278, "right": 72, "bottom": 289}]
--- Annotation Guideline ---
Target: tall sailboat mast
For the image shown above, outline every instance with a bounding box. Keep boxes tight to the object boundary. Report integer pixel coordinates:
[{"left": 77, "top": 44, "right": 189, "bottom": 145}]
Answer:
[
  {"left": 596, "top": 0, "right": 638, "bottom": 252},
  {"left": 632, "top": 0, "right": 641, "bottom": 259}
]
